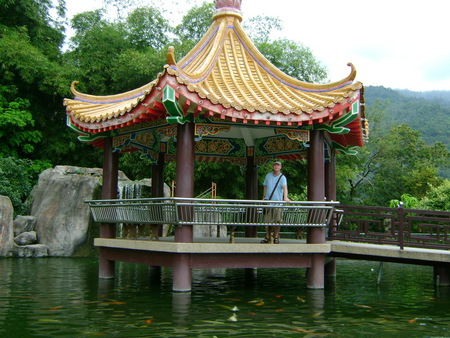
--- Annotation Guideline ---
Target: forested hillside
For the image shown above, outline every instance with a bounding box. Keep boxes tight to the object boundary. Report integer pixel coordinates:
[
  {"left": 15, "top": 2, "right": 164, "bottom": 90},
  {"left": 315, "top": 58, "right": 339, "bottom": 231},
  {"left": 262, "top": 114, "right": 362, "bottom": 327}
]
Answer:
[{"left": 364, "top": 86, "right": 450, "bottom": 150}]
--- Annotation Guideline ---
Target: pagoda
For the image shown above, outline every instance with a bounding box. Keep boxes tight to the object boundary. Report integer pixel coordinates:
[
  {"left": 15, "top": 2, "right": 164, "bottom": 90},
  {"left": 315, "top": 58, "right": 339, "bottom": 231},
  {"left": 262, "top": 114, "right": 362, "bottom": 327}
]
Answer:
[{"left": 64, "top": 0, "right": 367, "bottom": 290}]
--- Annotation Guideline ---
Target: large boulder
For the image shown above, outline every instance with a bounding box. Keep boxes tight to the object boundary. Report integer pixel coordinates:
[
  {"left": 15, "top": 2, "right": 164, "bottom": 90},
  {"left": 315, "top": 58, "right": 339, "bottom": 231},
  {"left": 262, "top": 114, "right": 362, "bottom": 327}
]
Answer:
[
  {"left": 29, "top": 166, "right": 107, "bottom": 257},
  {"left": 13, "top": 215, "right": 36, "bottom": 236},
  {"left": 14, "top": 231, "right": 37, "bottom": 245},
  {"left": 0, "top": 195, "right": 14, "bottom": 256}
]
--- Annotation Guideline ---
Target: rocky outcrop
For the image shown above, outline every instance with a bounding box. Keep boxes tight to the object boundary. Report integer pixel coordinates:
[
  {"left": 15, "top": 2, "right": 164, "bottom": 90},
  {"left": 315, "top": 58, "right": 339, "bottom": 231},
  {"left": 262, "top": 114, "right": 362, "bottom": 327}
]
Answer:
[
  {"left": 14, "top": 231, "right": 37, "bottom": 245},
  {"left": 29, "top": 166, "right": 106, "bottom": 257},
  {"left": 12, "top": 244, "right": 48, "bottom": 258},
  {"left": 0, "top": 196, "right": 14, "bottom": 256},
  {"left": 4, "top": 165, "right": 224, "bottom": 258},
  {"left": 13, "top": 215, "right": 36, "bottom": 236}
]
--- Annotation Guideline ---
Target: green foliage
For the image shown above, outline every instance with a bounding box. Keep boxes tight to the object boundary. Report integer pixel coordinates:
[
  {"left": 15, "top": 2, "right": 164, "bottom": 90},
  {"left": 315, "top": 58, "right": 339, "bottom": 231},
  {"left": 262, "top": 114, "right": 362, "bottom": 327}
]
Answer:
[
  {"left": 194, "top": 162, "right": 245, "bottom": 199},
  {"left": 389, "top": 193, "right": 419, "bottom": 208},
  {"left": 109, "top": 48, "right": 166, "bottom": 93},
  {"left": 0, "top": 85, "right": 42, "bottom": 156},
  {"left": 0, "top": 157, "right": 52, "bottom": 215},
  {"left": 126, "top": 7, "right": 170, "bottom": 50},
  {"left": 336, "top": 102, "right": 449, "bottom": 206},
  {"left": 257, "top": 38, "right": 327, "bottom": 83},
  {"left": 365, "top": 86, "right": 450, "bottom": 154},
  {"left": 119, "top": 152, "right": 154, "bottom": 180},
  {"left": 0, "top": 0, "right": 65, "bottom": 60},
  {"left": 173, "top": 2, "right": 214, "bottom": 57},
  {"left": 417, "top": 180, "right": 450, "bottom": 211},
  {"left": 244, "top": 15, "right": 283, "bottom": 43},
  {"left": 0, "top": 0, "right": 75, "bottom": 166},
  {"left": 67, "top": 14, "right": 130, "bottom": 95}
]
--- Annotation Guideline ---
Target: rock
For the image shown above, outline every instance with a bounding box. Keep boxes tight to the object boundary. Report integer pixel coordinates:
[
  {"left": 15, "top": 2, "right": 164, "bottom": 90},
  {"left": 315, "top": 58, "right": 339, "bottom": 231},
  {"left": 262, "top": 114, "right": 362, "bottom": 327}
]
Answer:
[
  {"left": 14, "top": 231, "right": 37, "bottom": 245},
  {"left": 12, "top": 244, "right": 48, "bottom": 258},
  {"left": 13, "top": 215, "right": 36, "bottom": 236},
  {"left": 29, "top": 166, "right": 107, "bottom": 257},
  {"left": 0, "top": 195, "right": 14, "bottom": 257}
]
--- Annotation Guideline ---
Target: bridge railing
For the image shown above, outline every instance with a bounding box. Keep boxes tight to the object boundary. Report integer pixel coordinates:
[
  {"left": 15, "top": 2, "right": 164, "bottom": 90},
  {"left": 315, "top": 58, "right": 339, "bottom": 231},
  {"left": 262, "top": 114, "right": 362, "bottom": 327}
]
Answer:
[
  {"left": 86, "top": 198, "right": 338, "bottom": 242},
  {"left": 328, "top": 205, "right": 450, "bottom": 250}
]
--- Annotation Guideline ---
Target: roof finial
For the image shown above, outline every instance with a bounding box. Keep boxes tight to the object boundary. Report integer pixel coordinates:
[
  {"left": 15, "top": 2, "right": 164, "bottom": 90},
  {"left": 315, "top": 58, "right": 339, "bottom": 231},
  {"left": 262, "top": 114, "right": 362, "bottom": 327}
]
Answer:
[
  {"left": 213, "top": 0, "right": 243, "bottom": 21},
  {"left": 215, "top": 0, "right": 241, "bottom": 10}
]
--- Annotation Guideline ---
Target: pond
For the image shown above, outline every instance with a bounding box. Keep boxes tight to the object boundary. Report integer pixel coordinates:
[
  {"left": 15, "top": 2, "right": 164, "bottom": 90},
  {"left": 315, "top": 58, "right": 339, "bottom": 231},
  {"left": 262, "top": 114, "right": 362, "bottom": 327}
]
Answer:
[{"left": 1, "top": 258, "right": 449, "bottom": 337}]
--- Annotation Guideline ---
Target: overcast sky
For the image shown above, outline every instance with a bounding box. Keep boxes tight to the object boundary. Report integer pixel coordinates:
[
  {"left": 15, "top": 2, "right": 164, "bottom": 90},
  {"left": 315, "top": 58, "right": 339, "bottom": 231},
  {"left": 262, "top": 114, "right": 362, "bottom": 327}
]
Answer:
[{"left": 65, "top": 0, "right": 450, "bottom": 92}]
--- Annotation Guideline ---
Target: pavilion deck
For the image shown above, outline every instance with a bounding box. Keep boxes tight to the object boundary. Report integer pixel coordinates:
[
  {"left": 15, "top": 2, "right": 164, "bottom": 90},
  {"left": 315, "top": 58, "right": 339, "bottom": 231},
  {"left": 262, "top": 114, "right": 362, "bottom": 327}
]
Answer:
[{"left": 88, "top": 199, "right": 450, "bottom": 289}]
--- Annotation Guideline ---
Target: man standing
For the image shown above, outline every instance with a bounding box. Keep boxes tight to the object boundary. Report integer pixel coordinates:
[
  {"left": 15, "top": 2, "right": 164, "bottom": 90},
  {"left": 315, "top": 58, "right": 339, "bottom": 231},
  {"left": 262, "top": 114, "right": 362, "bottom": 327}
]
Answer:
[{"left": 261, "top": 161, "right": 290, "bottom": 244}]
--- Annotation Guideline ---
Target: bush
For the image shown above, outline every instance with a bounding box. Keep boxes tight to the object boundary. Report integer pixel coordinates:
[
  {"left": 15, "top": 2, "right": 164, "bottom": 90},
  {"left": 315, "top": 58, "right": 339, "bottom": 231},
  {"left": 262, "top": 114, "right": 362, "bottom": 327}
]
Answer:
[
  {"left": 0, "top": 157, "right": 52, "bottom": 215},
  {"left": 418, "top": 180, "right": 450, "bottom": 211}
]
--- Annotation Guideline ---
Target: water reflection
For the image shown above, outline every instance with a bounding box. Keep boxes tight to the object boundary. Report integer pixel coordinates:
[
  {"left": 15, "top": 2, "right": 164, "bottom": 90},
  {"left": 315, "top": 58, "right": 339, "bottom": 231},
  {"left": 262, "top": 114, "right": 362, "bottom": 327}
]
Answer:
[
  {"left": 172, "top": 292, "right": 191, "bottom": 326},
  {"left": 0, "top": 258, "right": 450, "bottom": 337}
]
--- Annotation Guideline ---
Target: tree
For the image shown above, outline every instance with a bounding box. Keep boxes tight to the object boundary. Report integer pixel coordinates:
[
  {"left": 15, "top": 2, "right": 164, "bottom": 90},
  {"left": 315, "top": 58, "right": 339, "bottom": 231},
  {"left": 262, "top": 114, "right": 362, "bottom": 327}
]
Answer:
[
  {"left": 417, "top": 179, "right": 450, "bottom": 211},
  {"left": 172, "top": 2, "right": 215, "bottom": 58},
  {"left": 0, "top": 85, "right": 42, "bottom": 157},
  {"left": 0, "top": 0, "right": 74, "bottom": 165},
  {"left": 0, "top": 0, "right": 66, "bottom": 61},
  {"left": 126, "top": 7, "right": 170, "bottom": 50},
  {"left": 0, "top": 157, "right": 52, "bottom": 215},
  {"left": 337, "top": 122, "right": 448, "bottom": 206}
]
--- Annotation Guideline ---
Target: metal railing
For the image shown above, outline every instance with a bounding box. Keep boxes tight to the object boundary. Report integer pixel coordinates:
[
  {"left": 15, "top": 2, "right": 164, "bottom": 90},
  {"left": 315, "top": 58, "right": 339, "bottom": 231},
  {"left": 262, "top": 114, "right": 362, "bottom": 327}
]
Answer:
[
  {"left": 86, "top": 197, "right": 337, "bottom": 229},
  {"left": 328, "top": 205, "right": 450, "bottom": 250}
]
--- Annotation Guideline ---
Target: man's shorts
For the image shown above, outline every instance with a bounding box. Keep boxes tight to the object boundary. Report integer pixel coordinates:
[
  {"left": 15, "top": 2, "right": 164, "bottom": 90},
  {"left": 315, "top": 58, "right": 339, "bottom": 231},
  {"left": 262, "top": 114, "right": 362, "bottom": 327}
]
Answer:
[{"left": 264, "top": 207, "right": 283, "bottom": 223}]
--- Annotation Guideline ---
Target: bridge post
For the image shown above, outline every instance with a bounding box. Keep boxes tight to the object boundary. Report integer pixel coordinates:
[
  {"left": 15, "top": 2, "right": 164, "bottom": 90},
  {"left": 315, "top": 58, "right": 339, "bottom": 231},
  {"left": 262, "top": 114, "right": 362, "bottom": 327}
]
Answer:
[
  {"left": 434, "top": 264, "right": 450, "bottom": 286},
  {"left": 99, "top": 137, "right": 119, "bottom": 279}
]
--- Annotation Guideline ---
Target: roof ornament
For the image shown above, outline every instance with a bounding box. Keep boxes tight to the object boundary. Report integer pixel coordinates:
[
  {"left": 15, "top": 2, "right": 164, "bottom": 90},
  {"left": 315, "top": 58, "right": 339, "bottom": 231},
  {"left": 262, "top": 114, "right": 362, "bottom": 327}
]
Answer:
[
  {"left": 215, "top": 0, "right": 241, "bottom": 10},
  {"left": 213, "top": 0, "right": 243, "bottom": 21}
]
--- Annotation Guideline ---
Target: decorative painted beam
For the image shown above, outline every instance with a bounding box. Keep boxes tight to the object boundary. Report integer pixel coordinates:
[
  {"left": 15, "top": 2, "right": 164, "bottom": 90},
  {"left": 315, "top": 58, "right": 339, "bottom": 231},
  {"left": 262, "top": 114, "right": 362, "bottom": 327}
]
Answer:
[
  {"left": 162, "top": 85, "right": 193, "bottom": 125},
  {"left": 66, "top": 116, "right": 108, "bottom": 143},
  {"left": 315, "top": 100, "right": 360, "bottom": 135},
  {"left": 332, "top": 141, "right": 358, "bottom": 155}
]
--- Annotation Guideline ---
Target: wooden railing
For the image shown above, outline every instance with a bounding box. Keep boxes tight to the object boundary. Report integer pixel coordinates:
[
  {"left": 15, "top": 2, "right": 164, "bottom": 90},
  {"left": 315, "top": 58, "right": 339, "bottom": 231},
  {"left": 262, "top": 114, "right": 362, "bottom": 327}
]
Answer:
[{"left": 328, "top": 205, "right": 450, "bottom": 250}]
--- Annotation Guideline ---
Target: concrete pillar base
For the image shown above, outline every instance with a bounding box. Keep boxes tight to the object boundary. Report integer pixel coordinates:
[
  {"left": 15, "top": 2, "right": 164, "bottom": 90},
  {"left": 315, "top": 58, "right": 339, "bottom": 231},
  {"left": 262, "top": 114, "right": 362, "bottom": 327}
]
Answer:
[
  {"left": 306, "top": 254, "right": 325, "bottom": 289},
  {"left": 99, "top": 252, "right": 115, "bottom": 279},
  {"left": 173, "top": 254, "right": 192, "bottom": 292}
]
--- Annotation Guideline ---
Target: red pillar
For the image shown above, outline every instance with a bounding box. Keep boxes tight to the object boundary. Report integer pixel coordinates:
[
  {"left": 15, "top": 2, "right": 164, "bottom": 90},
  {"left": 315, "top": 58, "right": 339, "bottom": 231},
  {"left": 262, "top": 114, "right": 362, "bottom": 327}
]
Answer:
[
  {"left": 99, "top": 137, "right": 119, "bottom": 279},
  {"left": 174, "top": 122, "right": 195, "bottom": 243},
  {"left": 173, "top": 122, "right": 195, "bottom": 291},
  {"left": 306, "top": 130, "right": 325, "bottom": 289}
]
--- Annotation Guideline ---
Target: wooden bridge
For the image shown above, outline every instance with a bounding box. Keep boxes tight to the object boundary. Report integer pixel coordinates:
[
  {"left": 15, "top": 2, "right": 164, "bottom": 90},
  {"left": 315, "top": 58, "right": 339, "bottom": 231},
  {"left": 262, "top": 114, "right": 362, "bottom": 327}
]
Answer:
[{"left": 87, "top": 199, "right": 450, "bottom": 291}]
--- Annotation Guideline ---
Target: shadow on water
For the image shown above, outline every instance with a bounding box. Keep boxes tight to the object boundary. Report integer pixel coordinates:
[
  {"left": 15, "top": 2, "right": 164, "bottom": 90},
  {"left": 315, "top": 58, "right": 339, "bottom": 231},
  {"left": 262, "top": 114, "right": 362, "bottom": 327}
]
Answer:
[{"left": 1, "top": 258, "right": 450, "bottom": 337}]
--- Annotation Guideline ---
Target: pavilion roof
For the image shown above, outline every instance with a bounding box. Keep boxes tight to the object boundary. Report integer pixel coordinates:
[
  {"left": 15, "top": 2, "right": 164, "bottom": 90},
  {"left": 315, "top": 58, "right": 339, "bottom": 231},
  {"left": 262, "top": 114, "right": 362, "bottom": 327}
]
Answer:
[{"left": 64, "top": 0, "right": 366, "bottom": 152}]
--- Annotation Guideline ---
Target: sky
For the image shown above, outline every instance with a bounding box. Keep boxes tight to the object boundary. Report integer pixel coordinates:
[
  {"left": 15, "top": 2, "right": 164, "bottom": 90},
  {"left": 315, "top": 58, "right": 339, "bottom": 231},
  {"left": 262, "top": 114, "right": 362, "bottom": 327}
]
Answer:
[{"left": 64, "top": 0, "right": 450, "bottom": 92}]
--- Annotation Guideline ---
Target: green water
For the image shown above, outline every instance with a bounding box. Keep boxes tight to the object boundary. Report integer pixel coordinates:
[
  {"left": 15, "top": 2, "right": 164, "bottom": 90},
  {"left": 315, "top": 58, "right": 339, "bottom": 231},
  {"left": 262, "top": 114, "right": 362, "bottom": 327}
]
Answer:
[{"left": 0, "top": 258, "right": 449, "bottom": 337}]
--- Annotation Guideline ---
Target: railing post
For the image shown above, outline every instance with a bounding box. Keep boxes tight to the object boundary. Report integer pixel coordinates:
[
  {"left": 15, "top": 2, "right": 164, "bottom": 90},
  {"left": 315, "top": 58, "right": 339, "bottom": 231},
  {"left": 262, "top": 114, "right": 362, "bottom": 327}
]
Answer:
[{"left": 398, "top": 202, "right": 404, "bottom": 250}]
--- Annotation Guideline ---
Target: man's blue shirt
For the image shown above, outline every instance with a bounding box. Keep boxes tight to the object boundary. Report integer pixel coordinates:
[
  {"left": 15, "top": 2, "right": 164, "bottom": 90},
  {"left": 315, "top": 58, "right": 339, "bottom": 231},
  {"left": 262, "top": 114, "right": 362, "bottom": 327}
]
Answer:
[{"left": 263, "top": 173, "right": 287, "bottom": 201}]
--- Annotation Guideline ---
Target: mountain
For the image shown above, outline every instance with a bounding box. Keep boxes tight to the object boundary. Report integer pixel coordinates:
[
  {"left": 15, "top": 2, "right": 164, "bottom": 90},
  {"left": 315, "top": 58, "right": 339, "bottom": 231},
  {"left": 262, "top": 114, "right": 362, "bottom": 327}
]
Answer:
[{"left": 364, "top": 86, "right": 450, "bottom": 150}]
